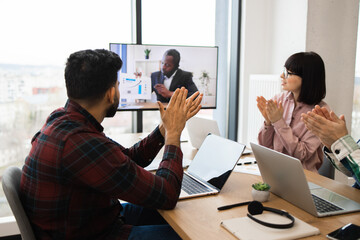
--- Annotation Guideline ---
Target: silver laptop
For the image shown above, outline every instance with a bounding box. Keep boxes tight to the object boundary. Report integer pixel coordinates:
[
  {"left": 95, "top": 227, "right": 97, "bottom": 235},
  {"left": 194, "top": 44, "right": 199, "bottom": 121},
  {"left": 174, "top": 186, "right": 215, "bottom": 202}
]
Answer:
[
  {"left": 186, "top": 117, "right": 220, "bottom": 149},
  {"left": 250, "top": 142, "right": 360, "bottom": 217},
  {"left": 179, "top": 134, "right": 245, "bottom": 199}
]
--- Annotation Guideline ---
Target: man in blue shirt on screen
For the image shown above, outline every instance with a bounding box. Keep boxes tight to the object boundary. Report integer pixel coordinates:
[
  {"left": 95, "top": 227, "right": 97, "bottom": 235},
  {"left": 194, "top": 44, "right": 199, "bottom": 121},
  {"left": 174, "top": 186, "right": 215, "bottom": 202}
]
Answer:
[{"left": 151, "top": 49, "right": 198, "bottom": 102}]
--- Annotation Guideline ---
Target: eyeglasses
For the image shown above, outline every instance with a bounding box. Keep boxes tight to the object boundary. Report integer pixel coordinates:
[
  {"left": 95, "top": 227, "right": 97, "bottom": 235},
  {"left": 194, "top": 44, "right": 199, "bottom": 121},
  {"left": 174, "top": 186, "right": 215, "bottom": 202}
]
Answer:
[{"left": 283, "top": 67, "right": 299, "bottom": 79}]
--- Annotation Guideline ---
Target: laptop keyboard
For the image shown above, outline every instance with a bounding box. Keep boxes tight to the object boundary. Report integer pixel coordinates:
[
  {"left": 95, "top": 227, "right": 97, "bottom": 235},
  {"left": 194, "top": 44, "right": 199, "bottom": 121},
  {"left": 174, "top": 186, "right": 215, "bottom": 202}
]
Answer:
[
  {"left": 311, "top": 194, "right": 343, "bottom": 213},
  {"left": 182, "top": 174, "right": 212, "bottom": 195}
]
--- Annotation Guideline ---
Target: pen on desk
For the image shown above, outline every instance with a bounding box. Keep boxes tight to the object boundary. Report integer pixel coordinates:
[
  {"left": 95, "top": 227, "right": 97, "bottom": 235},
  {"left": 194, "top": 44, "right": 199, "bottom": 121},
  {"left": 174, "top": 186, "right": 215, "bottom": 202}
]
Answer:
[
  {"left": 217, "top": 201, "right": 252, "bottom": 210},
  {"left": 237, "top": 161, "right": 252, "bottom": 165}
]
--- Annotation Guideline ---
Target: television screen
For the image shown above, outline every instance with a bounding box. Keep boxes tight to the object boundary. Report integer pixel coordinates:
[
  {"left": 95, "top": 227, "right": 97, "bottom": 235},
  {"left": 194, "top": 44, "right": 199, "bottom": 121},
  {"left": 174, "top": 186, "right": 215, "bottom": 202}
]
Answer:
[{"left": 109, "top": 43, "right": 218, "bottom": 110}]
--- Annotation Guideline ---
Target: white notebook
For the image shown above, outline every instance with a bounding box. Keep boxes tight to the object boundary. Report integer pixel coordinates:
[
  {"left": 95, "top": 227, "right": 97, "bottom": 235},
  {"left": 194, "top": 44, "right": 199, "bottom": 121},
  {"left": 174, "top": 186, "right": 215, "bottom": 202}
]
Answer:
[{"left": 221, "top": 212, "right": 320, "bottom": 240}]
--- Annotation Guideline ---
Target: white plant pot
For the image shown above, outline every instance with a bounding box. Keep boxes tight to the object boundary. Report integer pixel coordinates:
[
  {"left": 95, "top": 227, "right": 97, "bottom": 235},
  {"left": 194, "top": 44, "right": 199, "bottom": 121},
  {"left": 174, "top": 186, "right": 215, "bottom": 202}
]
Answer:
[{"left": 252, "top": 189, "right": 270, "bottom": 202}]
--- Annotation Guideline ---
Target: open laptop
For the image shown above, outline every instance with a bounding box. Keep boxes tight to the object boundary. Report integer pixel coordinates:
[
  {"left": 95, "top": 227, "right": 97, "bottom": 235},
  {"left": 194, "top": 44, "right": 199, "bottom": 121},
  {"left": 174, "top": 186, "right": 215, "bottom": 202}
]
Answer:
[
  {"left": 179, "top": 134, "right": 245, "bottom": 199},
  {"left": 250, "top": 142, "right": 360, "bottom": 217},
  {"left": 186, "top": 117, "right": 221, "bottom": 149}
]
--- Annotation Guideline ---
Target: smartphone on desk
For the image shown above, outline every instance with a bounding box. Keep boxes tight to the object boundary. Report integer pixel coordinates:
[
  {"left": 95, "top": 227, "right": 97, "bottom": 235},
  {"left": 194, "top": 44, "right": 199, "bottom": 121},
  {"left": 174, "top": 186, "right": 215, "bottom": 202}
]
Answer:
[{"left": 326, "top": 223, "right": 360, "bottom": 240}]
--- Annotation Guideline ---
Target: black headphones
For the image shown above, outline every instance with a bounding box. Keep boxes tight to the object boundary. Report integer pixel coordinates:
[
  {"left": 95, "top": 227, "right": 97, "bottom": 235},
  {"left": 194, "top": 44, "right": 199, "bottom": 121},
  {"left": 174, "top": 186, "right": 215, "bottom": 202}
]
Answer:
[{"left": 247, "top": 201, "right": 295, "bottom": 229}]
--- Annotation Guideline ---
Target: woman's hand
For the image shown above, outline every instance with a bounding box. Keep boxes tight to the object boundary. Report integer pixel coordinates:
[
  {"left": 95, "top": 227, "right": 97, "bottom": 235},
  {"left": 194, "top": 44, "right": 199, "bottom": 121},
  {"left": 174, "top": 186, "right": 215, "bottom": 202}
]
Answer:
[
  {"left": 265, "top": 100, "right": 284, "bottom": 123},
  {"left": 256, "top": 96, "right": 271, "bottom": 125}
]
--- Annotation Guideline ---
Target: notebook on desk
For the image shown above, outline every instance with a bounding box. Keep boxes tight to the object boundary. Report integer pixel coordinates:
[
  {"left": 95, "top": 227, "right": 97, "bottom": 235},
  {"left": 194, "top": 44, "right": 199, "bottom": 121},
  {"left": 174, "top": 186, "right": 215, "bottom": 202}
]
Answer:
[
  {"left": 250, "top": 142, "right": 360, "bottom": 217},
  {"left": 179, "top": 134, "right": 245, "bottom": 199},
  {"left": 221, "top": 212, "right": 320, "bottom": 240}
]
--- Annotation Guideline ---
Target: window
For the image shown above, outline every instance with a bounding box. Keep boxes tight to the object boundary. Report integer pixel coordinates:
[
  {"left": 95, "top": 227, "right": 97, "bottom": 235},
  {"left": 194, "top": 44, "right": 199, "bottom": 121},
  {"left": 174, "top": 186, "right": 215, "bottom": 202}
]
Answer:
[
  {"left": 142, "top": 0, "right": 216, "bottom": 46},
  {"left": 0, "top": 0, "right": 132, "bottom": 219}
]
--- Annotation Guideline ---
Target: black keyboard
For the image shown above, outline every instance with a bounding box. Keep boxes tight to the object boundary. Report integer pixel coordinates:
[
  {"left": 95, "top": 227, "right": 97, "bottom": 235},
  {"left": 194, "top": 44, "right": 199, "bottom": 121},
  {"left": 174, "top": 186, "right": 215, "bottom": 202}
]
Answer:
[
  {"left": 312, "top": 194, "right": 343, "bottom": 213},
  {"left": 182, "top": 174, "right": 212, "bottom": 195}
]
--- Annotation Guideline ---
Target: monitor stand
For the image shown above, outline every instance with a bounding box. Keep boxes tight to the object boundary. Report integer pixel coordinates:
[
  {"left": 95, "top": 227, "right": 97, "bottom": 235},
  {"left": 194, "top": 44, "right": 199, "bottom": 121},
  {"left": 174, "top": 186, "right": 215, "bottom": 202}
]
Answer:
[{"left": 132, "top": 111, "right": 143, "bottom": 133}]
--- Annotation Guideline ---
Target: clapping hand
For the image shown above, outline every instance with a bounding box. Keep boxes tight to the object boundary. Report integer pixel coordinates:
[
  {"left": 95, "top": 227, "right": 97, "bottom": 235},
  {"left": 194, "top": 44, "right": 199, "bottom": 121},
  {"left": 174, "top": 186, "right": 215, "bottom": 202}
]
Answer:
[
  {"left": 158, "top": 88, "right": 201, "bottom": 146},
  {"left": 265, "top": 100, "right": 284, "bottom": 124},
  {"left": 256, "top": 96, "right": 283, "bottom": 125},
  {"left": 256, "top": 96, "right": 271, "bottom": 125},
  {"left": 185, "top": 91, "right": 203, "bottom": 120},
  {"left": 301, "top": 105, "right": 348, "bottom": 149}
]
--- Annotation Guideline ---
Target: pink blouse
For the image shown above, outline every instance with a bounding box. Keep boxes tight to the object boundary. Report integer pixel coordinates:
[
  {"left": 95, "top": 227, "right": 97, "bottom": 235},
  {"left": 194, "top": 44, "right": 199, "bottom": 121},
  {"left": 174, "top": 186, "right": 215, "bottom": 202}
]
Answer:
[{"left": 258, "top": 91, "right": 329, "bottom": 172}]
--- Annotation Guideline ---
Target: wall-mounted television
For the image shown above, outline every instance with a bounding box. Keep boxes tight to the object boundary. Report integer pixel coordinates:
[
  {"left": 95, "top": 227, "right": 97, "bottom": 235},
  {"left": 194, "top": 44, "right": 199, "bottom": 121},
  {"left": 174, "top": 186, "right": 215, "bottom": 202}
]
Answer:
[{"left": 109, "top": 43, "right": 218, "bottom": 111}]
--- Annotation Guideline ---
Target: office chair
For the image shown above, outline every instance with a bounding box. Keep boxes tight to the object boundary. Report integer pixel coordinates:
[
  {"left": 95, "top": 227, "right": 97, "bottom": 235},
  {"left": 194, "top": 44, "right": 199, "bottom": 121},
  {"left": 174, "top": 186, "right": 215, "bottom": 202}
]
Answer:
[
  {"left": 318, "top": 155, "right": 335, "bottom": 179},
  {"left": 2, "top": 166, "right": 37, "bottom": 240}
]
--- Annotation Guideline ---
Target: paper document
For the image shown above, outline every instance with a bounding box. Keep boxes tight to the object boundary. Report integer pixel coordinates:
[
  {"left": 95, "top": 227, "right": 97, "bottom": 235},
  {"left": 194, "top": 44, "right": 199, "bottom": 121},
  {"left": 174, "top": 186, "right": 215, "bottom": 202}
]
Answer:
[{"left": 234, "top": 157, "right": 261, "bottom": 176}]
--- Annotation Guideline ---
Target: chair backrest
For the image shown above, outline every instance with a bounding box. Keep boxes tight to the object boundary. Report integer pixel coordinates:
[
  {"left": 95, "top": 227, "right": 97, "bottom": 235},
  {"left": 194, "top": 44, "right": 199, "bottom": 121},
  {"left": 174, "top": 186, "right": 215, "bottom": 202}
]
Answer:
[
  {"left": 318, "top": 155, "right": 335, "bottom": 179},
  {"left": 2, "top": 166, "right": 37, "bottom": 240}
]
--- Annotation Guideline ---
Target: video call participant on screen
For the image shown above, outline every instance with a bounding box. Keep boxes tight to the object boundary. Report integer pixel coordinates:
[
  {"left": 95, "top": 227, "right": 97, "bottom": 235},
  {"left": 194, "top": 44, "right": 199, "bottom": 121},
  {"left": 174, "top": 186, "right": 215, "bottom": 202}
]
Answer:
[
  {"left": 20, "top": 49, "right": 203, "bottom": 240},
  {"left": 301, "top": 106, "right": 360, "bottom": 189},
  {"left": 151, "top": 49, "right": 198, "bottom": 102},
  {"left": 257, "top": 51, "right": 329, "bottom": 173}
]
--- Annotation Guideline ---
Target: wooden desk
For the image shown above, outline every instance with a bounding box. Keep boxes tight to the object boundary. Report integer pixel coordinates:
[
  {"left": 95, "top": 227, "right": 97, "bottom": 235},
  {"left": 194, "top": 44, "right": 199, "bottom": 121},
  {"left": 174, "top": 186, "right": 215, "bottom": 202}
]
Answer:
[
  {"left": 113, "top": 133, "right": 360, "bottom": 239},
  {"left": 159, "top": 164, "right": 360, "bottom": 240}
]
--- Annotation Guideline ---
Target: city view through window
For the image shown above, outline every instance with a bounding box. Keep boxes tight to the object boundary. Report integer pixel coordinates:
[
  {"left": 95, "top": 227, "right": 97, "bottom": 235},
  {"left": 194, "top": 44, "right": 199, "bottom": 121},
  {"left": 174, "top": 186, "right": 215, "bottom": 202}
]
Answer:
[
  {"left": 0, "top": 61, "right": 138, "bottom": 218},
  {"left": 0, "top": 64, "right": 67, "bottom": 216},
  {"left": 0, "top": 0, "right": 132, "bottom": 218}
]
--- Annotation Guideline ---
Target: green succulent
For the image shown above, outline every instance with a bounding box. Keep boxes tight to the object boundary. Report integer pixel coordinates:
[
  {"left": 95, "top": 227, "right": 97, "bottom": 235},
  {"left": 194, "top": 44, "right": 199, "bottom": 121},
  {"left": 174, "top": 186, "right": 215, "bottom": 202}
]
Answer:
[
  {"left": 252, "top": 182, "right": 270, "bottom": 191},
  {"left": 200, "top": 70, "right": 209, "bottom": 79},
  {"left": 144, "top": 49, "right": 151, "bottom": 56}
]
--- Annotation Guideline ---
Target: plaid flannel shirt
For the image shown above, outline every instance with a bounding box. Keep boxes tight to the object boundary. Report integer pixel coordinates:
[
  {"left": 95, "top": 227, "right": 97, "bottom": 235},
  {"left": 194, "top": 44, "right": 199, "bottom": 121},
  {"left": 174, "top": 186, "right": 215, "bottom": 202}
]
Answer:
[
  {"left": 324, "top": 135, "right": 360, "bottom": 189},
  {"left": 20, "top": 100, "right": 183, "bottom": 239}
]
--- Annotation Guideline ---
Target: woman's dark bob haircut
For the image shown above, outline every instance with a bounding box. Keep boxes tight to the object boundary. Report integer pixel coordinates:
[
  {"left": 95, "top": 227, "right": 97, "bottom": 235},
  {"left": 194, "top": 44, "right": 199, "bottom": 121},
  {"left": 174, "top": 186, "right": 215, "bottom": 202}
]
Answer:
[{"left": 284, "top": 51, "right": 326, "bottom": 105}]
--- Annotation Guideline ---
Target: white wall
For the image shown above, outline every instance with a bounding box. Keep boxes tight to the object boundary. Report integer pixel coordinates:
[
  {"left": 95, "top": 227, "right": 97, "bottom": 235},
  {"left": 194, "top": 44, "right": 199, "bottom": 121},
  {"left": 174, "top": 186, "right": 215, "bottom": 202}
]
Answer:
[
  {"left": 306, "top": 0, "right": 359, "bottom": 183},
  {"left": 238, "top": 0, "right": 307, "bottom": 144},
  {"left": 306, "top": 0, "right": 359, "bottom": 130},
  {"left": 268, "top": 1, "right": 308, "bottom": 72}
]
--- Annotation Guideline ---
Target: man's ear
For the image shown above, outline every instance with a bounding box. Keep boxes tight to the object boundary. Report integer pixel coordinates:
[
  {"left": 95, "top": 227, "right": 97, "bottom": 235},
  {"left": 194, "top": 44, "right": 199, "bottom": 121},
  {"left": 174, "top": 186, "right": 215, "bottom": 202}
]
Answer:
[{"left": 106, "top": 86, "right": 115, "bottom": 104}]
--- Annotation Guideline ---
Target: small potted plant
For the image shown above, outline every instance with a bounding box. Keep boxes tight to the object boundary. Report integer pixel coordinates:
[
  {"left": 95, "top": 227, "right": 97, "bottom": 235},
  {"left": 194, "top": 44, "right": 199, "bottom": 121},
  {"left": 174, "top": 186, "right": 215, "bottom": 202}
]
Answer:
[
  {"left": 251, "top": 182, "right": 271, "bottom": 202},
  {"left": 199, "top": 70, "right": 211, "bottom": 97},
  {"left": 199, "top": 70, "right": 210, "bottom": 85},
  {"left": 144, "top": 48, "right": 151, "bottom": 59}
]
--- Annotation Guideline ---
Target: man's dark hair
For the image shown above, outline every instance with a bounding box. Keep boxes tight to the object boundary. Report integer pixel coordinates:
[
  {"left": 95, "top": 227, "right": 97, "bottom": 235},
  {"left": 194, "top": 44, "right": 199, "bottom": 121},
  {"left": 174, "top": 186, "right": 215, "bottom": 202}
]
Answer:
[
  {"left": 164, "top": 49, "right": 181, "bottom": 68},
  {"left": 284, "top": 51, "right": 326, "bottom": 105},
  {"left": 65, "top": 49, "right": 122, "bottom": 101}
]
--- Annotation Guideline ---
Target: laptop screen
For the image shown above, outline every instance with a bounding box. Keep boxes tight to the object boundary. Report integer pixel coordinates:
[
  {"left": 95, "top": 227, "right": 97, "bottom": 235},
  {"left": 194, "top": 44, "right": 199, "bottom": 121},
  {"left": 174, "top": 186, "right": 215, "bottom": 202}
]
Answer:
[
  {"left": 187, "top": 134, "right": 245, "bottom": 190},
  {"left": 186, "top": 117, "right": 220, "bottom": 149}
]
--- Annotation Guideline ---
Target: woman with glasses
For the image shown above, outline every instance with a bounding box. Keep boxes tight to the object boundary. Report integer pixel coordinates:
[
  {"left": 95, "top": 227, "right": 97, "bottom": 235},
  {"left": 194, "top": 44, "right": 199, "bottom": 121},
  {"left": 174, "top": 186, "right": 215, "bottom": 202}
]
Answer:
[{"left": 257, "top": 51, "right": 328, "bottom": 172}]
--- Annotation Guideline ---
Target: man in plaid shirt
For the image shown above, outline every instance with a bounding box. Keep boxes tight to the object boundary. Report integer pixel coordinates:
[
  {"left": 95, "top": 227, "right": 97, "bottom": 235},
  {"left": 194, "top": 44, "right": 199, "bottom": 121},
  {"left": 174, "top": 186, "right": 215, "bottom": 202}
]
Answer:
[
  {"left": 20, "top": 49, "right": 202, "bottom": 239},
  {"left": 302, "top": 105, "right": 360, "bottom": 189}
]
